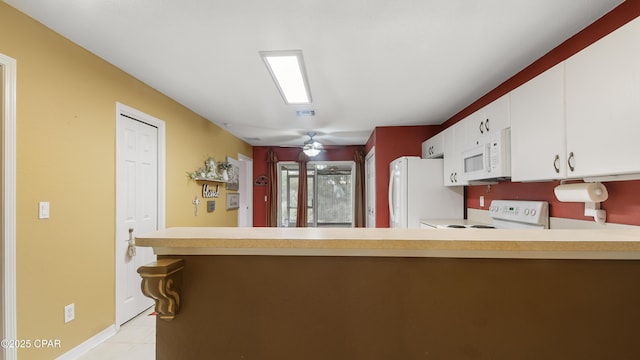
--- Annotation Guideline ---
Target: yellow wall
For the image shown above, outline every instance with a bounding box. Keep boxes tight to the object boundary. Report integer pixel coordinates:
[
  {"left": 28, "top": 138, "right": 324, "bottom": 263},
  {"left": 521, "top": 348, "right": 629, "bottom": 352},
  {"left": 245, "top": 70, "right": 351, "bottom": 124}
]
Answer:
[{"left": 0, "top": 3, "right": 252, "bottom": 359}]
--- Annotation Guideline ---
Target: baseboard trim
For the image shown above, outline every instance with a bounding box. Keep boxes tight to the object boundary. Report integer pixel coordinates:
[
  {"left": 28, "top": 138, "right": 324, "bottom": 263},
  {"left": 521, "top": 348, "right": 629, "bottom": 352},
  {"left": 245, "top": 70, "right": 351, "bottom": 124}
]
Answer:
[{"left": 55, "top": 325, "right": 116, "bottom": 360}]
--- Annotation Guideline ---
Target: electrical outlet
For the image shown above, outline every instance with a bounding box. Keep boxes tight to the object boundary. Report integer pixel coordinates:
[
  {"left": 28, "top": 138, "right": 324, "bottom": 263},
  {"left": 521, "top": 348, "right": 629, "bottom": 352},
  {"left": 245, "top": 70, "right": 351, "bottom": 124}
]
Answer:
[
  {"left": 480, "top": 196, "right": 485, "bottom": 208},
  {"left": 64, "top": 303, "right": 75, "bottom": 323}
]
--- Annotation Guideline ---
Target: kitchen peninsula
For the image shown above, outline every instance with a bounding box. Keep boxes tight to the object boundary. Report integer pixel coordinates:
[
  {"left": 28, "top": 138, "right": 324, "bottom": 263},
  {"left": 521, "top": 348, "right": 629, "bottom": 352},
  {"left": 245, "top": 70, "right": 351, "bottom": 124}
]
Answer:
[{"left": 136, "top": 227, "right": 640, "bottom": 360}]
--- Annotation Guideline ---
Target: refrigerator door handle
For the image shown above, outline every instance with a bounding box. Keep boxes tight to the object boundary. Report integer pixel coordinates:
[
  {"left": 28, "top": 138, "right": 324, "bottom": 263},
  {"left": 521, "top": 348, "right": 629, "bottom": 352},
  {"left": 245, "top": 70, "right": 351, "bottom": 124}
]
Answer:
[{"left": 388, "top": 169, "right": 395, "bottom": 225}]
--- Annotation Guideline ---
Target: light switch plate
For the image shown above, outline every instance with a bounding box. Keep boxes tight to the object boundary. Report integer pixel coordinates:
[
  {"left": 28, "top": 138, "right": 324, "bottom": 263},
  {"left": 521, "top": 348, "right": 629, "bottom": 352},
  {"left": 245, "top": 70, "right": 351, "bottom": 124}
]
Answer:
[
  {"left": 64, "top": 303, "right": 74, "bottom": 323},
  {"left": 479, "top": 196, "right": 485, "bottom": 208},
  {"left": 39, "top": 202, "right": 50, "bottom": 219}
]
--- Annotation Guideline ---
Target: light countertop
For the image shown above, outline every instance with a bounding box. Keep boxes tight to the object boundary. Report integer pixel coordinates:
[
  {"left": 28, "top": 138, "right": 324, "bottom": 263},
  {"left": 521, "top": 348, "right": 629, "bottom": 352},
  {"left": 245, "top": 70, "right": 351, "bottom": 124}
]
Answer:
[{"left": 134, "top": 227, "right": 640, "bottom": 260}]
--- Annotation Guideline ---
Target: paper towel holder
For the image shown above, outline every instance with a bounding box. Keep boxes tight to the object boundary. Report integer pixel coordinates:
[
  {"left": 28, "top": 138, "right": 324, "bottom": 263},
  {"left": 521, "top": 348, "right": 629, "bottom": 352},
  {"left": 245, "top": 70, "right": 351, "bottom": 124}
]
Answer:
[
  {"left": 584, "top": 202, "right": 606, "bottom": 224},
  {"left": 553, "top": 182, "right": 608, "bottom": 224}
]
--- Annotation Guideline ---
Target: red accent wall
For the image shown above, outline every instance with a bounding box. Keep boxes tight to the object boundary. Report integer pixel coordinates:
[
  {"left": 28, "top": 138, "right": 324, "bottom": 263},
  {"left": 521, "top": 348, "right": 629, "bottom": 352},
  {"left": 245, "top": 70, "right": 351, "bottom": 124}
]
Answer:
[
  {"left": 452, "top": 0, "right": 640, "bottom": 226},
  {"left": 252, "top": 146, "right": 364, "bottom": 227},
  {"left": 366, "top": 126, "right": 440, "bottom": 227}
]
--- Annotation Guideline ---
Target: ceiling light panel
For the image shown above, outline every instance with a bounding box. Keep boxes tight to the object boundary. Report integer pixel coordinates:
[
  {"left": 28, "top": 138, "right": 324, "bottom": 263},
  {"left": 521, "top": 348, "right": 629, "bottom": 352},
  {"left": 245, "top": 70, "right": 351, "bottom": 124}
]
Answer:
[{"left": 260, "top": 50, "right": 312, "bottom": 104}]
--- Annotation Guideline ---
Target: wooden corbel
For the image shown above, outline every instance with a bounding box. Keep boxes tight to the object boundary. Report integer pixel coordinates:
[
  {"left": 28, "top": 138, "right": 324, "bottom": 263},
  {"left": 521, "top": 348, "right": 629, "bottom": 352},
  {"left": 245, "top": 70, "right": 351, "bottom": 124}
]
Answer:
[{"left": 137, "top": 258, "right": 185, "bottom": 321}]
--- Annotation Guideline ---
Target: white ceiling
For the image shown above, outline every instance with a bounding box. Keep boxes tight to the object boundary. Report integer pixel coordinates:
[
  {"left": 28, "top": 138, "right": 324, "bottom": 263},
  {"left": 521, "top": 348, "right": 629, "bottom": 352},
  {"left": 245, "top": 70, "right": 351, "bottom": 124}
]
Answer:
[{"left": 6, "top": 0, "right": 623, "bottom": 147}]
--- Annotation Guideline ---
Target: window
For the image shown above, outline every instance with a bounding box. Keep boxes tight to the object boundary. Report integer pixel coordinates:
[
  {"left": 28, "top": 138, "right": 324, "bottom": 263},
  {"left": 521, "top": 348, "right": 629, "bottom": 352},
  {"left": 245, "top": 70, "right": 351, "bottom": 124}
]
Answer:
[{"left": 278, "top": 161, "right": 355, "bottom": 227}]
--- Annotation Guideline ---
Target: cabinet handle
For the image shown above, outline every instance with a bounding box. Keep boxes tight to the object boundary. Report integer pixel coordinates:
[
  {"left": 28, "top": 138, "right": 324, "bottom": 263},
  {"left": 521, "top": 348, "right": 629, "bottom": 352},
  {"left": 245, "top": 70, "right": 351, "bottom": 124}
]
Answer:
[
  {"left": 567, "top": 152, "right": 575, "bottom": 172},
  {"left": 454, "top": 172, "right": 457, "bottom": 182},
  {"left": 450, "top": 173, "right": 454, "bottom": 182},
  {"left": 479, "top": 121, "right": 484, "bottom": 134},
  {"left": 484, "top": 118, "right": 489, "bottom": 132},
  {"left": 553, "top": 154, "right": 560, "bottom": 173}
]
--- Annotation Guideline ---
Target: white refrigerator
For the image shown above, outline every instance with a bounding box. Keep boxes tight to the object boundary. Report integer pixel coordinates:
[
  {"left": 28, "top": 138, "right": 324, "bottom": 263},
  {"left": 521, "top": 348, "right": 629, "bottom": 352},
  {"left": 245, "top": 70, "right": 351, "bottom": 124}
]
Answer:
[{"left": 388, "top": 156, "right": 464, "bottom": 228}]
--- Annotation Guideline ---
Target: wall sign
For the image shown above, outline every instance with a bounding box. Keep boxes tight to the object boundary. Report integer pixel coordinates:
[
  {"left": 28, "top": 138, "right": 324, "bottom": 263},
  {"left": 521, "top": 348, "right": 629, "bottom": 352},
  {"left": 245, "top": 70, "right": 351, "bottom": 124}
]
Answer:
[
  {"left": 202, "top": 184, "right": 220, "bottom": 198},
  {"left": 226, "top": 193, "right": 240, "bottom": 210},
  {"left": 254, "top": 175, "right": 268, "bottom": 186}
]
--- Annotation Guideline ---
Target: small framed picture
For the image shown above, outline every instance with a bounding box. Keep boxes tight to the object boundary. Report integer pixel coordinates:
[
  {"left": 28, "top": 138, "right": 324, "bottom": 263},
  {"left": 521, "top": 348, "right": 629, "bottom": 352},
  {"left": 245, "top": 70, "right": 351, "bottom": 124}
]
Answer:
[
  {"left": 225, "top": 156, "right": 240, "bottom": 191},
  {"left": 226, "top": 192, "right": 240, "bottom": 210}
]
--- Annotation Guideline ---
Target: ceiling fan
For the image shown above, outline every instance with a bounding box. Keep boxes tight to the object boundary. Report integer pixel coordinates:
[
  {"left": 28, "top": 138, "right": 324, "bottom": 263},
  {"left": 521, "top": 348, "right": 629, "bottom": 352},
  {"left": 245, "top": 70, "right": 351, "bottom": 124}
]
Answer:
[{"left": 302, "top": 132, "right": 323, "bottom": 157}]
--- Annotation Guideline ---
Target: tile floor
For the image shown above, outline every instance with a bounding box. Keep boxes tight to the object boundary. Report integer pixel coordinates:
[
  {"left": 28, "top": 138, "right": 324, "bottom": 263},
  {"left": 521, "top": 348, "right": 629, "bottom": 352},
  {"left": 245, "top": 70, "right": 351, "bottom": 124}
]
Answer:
[{"left": 77, "top": 308, "right": 155, "bottom": 359}]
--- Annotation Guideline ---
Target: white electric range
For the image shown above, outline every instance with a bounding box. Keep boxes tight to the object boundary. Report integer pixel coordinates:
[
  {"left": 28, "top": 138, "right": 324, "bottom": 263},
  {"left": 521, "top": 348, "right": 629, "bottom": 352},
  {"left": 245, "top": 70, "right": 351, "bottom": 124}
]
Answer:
[{"left": 421, "top": 200, "right": 549, "bottom": 230}]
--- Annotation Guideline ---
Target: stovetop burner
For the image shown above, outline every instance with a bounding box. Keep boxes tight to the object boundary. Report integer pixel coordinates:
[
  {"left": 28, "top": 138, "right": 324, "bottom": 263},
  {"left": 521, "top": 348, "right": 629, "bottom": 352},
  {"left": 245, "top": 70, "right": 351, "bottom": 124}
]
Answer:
[
  {"left": 468, "top": 224, "right": 496, "bottom": 229},
  {"left": 433, "top": 223, "right": 496, "bottom": 229}
]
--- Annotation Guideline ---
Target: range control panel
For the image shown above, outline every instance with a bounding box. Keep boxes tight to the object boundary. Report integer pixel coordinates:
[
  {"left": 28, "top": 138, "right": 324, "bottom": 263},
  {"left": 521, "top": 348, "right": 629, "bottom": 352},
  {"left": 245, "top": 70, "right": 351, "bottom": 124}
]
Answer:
[{"left": 489, "top": 200, "right": 549, "bottom": 226}]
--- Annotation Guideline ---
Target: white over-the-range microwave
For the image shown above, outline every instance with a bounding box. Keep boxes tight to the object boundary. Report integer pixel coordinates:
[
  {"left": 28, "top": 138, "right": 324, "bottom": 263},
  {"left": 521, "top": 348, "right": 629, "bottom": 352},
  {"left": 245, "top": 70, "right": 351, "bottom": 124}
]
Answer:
[{"left": 461, "top": 128, "right": 511, "bottom": 182}]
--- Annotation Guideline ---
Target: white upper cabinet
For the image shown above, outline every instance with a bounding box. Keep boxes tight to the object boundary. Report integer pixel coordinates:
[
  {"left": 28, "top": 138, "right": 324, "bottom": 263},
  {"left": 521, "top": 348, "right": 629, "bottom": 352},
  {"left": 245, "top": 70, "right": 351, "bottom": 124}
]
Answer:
[
  {"left": 434, "top": 94, "right": 511, "bottom": 186},
  {"left": 426, "top": 17, "right": 640, "bottom": 185},
  {"left": 422, "top": 131, "right": 444, "bottom": 158},
  {"left": 443, "top": 125, "right": 468, "bottom": 186},
  {"left": 484, "top": 94, "right": 511, "bottom": 140},
  {"left": 460, "top": 108, "right": 483, "bottom": 150},
  {"left": 565, "top": 17, "right": 640, "bottom": 179},
  {"left": 463, "top": 94, "right": 510, "bottom": 151},
  {"left": 510, "top": 17, "right": 640, "bottom": 182},
  {"left": 510, "top": 63, "right": 566, "bottom": 181}
]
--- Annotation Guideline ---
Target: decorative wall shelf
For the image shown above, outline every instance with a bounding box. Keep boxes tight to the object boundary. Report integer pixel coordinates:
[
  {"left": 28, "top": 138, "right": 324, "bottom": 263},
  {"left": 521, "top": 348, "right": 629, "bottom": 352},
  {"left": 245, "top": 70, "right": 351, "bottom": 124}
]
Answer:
[
  {"left": 188, "top": 156, "right": 232, "bottom": 183},
  {"left": 193, "top": 177, "right": 230, "bottom": 183}
]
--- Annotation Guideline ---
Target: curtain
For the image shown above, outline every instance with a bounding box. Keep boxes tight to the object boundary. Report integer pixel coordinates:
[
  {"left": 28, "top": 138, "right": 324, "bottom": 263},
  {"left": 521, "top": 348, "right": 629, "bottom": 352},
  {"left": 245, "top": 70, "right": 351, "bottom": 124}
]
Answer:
[
  {"left": 266, "top": 149, "right": 279, "bottom": 227},
  {"left": 354, "top": 148, "right": 366, "bottom": 227},
  {"left": 296, "top": 151, "right": 309, "bottom": 227}
]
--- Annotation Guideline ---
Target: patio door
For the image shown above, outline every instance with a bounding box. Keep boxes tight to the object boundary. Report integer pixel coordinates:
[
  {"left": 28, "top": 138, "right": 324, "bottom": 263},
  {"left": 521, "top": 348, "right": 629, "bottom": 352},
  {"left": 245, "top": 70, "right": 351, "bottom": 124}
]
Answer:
[{"left": 278, "top": 161, "right": 355, "bottom": 227}]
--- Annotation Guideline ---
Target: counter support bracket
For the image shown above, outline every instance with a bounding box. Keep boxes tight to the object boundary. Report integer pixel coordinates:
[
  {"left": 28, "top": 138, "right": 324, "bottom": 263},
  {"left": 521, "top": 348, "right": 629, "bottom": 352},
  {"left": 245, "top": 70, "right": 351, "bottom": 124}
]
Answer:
[{"left": 137, "top": 258, "right": 185, "bottom": 321}]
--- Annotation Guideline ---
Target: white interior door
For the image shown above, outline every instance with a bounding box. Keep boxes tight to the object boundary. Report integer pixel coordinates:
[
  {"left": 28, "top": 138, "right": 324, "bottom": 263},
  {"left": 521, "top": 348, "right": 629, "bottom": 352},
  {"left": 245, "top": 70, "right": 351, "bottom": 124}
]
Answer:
[
  {"left": 116, "top": 113, "right": 158, "bottom": 325},
  {"left": 238, "top": 154, "right": 253, "bottom": 227}
]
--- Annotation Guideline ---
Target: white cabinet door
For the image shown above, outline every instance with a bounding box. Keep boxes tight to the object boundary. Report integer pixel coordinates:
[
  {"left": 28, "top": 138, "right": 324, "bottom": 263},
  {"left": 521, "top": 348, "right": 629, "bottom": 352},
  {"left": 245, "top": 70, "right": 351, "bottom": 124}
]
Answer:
[
  {"left": 463, "top": 94, "right": 510, "bottom": 151},
  {"left": 443, "top": 126, "right": 467, "bottom": 186},
  {"left": 484, "top": 94, "right": 510, "bottom": 141},
  {"left": 565, "top": 17, "right": 640, "bottom": 178},
  {"left": 461, "top": 109, "right": 483, "bottom": 151},
  {"left": 422, "top": 132, "right": 444, "bottom": 159},
  {"left": 510, "top": 63, "right": 566, "bottom": 181}
]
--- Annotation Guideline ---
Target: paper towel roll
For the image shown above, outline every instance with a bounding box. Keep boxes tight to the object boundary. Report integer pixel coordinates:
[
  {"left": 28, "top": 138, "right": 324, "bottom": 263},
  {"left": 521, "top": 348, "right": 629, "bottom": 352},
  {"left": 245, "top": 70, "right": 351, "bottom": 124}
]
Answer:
[{"left": 553, "top": 182, "right": 608, "bottom": 202}]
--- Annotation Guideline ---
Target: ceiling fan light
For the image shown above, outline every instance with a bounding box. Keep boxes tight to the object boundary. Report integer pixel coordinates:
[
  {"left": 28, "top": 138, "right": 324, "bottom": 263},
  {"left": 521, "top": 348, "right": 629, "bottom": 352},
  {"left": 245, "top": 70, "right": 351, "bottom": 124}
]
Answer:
[
  {"left": 303, "top": 147, "right": 321, "bottom": 157},
  {"left": 303, "top": 142, "right": 322, "bottom": 157}
]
